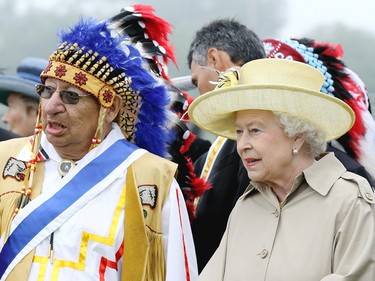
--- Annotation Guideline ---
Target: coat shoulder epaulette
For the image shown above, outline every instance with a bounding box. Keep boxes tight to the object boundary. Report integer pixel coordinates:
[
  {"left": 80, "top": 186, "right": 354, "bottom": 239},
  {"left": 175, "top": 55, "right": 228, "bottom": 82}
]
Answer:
[{"left": 341, "top": 171, "right": 375, "bottom": 205}]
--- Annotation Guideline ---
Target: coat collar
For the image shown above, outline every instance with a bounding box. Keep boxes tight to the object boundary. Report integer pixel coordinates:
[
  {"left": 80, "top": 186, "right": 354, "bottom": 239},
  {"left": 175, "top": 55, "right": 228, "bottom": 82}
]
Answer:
[
  {"left": 243, "top": 152, "right": 346, "bottom": 199},
  {"left": 303, "top": 152, "right": 346, "bottom": 196}
]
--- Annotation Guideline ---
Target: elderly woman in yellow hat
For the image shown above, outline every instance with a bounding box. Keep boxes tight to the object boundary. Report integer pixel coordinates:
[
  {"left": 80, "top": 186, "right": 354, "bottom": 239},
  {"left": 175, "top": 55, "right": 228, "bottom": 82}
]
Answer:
[{"left": 189, "top": 58, "right": 375, "bottom": 280}]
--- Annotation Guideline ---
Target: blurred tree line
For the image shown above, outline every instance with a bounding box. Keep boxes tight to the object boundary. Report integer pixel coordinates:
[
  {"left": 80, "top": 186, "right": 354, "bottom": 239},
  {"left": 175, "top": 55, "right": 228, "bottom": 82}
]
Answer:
[{"left": 0, "top": 0, "right": 374, "bottom": 99}]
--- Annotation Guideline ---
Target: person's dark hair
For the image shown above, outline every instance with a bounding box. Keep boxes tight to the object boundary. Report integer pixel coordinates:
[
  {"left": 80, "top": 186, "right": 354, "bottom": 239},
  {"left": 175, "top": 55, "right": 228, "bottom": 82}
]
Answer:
[{"left": 187, "top": 19, "right": 265, "bottom": 68}]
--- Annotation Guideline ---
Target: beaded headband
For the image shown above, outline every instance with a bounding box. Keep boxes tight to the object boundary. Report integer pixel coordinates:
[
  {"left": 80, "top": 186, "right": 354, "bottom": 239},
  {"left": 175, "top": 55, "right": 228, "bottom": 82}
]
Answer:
[
  {"left": 263, "top": 38, "right": 335, "bottom": 95},
  {"left": 42, "top": 42, "right": 130, "bottom": 108}
]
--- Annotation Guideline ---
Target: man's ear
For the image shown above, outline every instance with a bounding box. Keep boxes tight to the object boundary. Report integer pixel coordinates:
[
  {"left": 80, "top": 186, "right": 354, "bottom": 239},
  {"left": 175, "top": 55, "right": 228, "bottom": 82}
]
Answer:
[
  {"left": 207, "top": 47, "right": 233, "bottom": 72},
  {"left": 207, "top": 48, "right": 220, "bottom": 67},
  {"left": 106, "top": 95, "right": 122, "bottom": 123}
]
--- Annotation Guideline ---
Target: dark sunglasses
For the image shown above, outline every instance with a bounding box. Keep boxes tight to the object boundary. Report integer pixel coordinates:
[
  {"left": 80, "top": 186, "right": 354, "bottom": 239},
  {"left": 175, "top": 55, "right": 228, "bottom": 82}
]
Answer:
[{"left": 35, "top": 84, "right": 91, "bottom": 105}]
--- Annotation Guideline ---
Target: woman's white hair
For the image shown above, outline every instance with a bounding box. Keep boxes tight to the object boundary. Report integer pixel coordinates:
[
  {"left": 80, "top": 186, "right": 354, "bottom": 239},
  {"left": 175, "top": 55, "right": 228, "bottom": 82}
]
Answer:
[{"left": 274, "top": 111, "right": 327, "bottom": 158}]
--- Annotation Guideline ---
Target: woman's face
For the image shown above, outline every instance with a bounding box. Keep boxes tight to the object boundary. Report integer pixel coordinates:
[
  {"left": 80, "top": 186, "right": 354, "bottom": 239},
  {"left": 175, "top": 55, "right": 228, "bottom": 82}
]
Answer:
[{"left": 235, "top": 109, "right": 296, "bottom": 185}]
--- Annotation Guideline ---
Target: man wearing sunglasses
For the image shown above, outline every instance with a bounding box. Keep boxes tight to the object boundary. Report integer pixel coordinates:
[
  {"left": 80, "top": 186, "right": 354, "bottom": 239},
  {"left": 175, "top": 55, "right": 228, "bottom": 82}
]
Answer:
[{"left": 0, "top": 5, "right": 197, "bottom": 281}]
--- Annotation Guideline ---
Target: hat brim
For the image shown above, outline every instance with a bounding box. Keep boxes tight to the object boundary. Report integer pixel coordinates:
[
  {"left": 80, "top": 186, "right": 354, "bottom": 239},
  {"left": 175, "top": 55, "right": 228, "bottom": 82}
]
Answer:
[
  {"left": 0, "top": 76, "right": 39, "bottom": 105},
  {"left": 188, "top": 84, "right": 355, "bottom": 141}
]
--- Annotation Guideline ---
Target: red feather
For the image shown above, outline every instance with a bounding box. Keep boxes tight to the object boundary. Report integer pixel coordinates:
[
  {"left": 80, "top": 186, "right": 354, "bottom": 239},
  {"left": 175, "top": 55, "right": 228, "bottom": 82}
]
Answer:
[
  {"left": 181, "top": 157, "right": 212, "bottom": 223},
  {"left": 132, "top": 4, "right": 177, "bottom": 66},
  {"left": 313, "top": 41, "right": 344, "bottom": 59},
  {"left": 184, "top": 157, "right": 212, "bottom": 198},
  {"left": 180, "top": 129, "right": 196, "bottom": 154}
]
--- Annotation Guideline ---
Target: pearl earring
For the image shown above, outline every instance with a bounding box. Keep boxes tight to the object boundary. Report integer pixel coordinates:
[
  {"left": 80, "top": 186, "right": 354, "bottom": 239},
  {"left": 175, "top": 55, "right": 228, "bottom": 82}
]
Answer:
[{"left": 292, "top": 148, "right": 298, "bottom": 155}]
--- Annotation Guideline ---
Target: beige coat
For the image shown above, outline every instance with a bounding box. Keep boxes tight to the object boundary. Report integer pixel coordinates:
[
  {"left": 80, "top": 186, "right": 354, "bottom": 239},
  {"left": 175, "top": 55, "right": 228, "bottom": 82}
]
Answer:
[{"left": 198, "top": 153, "right": 375, "bottom": 281}]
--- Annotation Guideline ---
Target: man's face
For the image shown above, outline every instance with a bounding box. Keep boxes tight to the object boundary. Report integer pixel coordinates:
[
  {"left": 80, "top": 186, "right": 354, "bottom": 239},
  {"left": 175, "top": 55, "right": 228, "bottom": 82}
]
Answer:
[
  {"left": 40, "top": 78, "right": 100, "bottom": 159},
  {"left": 190, "top": 61, "right": 219, "bottom": 95}
]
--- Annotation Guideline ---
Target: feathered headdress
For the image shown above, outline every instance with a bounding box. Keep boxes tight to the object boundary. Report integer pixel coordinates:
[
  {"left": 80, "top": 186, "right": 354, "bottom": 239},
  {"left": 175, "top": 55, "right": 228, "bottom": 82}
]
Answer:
[
  {"left": 264, "top": 38, "right": 375, "bottom": 179},
  {"left": 40, "top": 4, "right": 176, "bottom": 157},
  {"left": 109, "top": 4, "right": 177, "bottom": 81},
  {"left": 15, "top": 5, "right": 179, "bottom": 221},
  {"left": 166, "top": 82, "right": 211, "bottom": 222}
]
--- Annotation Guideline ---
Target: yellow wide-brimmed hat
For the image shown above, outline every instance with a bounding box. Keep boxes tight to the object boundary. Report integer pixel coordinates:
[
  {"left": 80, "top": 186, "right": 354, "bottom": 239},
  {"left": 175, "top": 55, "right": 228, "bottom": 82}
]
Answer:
[{"left": 188, "top": 58, "right": 355, "bottom": 141}]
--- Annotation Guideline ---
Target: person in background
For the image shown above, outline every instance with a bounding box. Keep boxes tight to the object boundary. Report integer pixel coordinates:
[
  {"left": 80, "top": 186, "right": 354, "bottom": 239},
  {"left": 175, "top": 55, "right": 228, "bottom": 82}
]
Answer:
[
  {"left": 189, "top": 58, "right": 375, "bottom": 281},
  {"left": 187, "top": 18, "right": 266, "bottom": 272},
  {"left": 0, "top": 5, "right": 197, "bottom": 281},
  {"left": 0, "top": 57, "right": 48, "bottom": 136}
]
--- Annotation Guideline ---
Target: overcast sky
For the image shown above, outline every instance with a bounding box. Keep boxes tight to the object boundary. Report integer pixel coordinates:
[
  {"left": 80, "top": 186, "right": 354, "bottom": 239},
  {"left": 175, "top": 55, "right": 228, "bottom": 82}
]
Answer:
[
  {"left": 280, "top": 0, "right": 375, "bottom": 37},
  {"left": 15, "top": 0, "right": 375, "bottom": 37}
]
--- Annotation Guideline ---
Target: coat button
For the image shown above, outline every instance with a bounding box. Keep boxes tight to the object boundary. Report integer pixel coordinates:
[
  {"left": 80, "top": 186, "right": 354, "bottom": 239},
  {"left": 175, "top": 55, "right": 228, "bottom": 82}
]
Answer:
[
  {"left": 260, "top": 249, "right": 268, "bottom": 259},
  {"left": 365, "top": 192, "right": 374, "bottom": 201},
  {"left": 274, "top": 209, "right": 280, "bottom": 218}
]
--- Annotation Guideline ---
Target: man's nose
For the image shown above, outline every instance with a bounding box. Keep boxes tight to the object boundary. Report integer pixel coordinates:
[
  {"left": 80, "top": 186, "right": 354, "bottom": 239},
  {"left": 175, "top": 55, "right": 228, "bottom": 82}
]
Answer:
[{"left": 42, "top": 91, "right": 65, "bottom": 114}]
